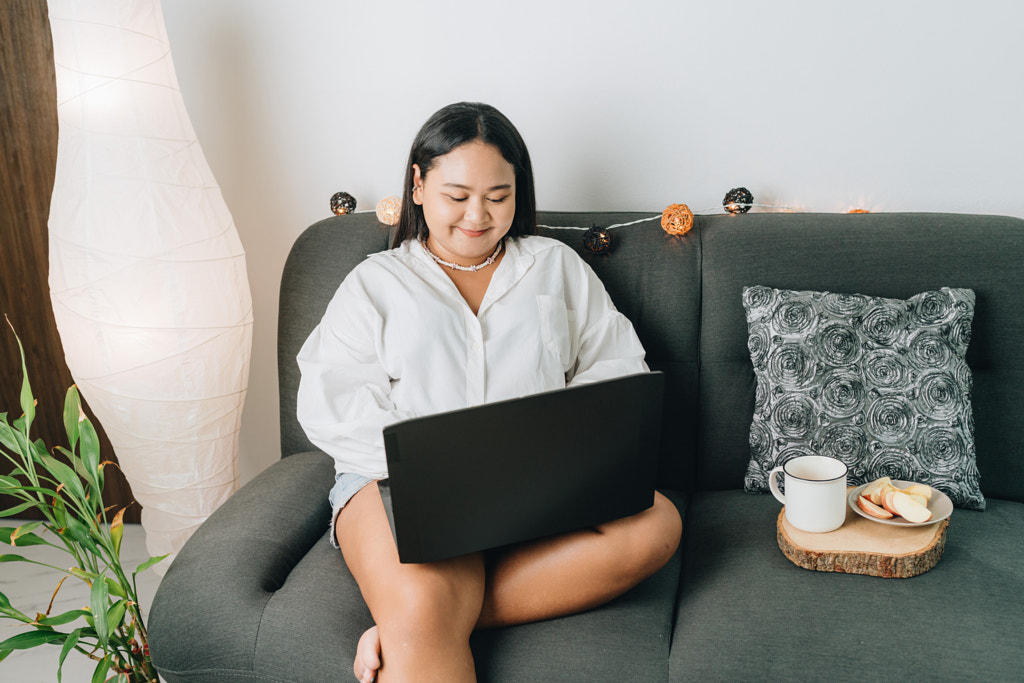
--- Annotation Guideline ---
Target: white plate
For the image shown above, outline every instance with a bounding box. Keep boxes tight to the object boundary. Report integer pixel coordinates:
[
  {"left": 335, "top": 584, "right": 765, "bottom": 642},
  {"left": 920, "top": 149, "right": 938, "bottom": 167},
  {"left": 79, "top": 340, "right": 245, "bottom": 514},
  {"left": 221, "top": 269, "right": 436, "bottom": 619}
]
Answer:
[{"left": 847, "top": 480, "right": 953, "bottom": 526}]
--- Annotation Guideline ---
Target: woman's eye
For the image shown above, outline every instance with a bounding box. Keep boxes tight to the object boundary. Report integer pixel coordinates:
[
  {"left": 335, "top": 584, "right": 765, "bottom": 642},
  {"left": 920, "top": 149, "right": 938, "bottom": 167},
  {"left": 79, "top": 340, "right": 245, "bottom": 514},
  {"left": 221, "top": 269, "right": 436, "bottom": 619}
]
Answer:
[
  {"left": 445, "top": 195, "right": 468, "bottom": 202},
  {"left": 488, "top": 196, "right": 509, "bottom": 204}
]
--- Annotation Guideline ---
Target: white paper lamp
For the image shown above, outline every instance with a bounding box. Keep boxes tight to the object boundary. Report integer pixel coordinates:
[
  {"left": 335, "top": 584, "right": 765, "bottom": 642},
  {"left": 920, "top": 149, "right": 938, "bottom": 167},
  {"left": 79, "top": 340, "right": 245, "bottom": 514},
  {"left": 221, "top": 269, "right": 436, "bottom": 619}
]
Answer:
[{"left": 47, "top": 0, "right": 253, "bottom": 570}]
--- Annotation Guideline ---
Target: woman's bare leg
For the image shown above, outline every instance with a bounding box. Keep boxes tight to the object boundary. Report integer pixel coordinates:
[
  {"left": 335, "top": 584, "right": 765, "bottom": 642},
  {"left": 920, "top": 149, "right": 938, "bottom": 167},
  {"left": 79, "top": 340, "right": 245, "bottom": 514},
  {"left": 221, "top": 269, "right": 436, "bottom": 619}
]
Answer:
[
  {"left": 337, "top": 482, "right": 485, "bottom": 682},
  {"left": 478, "top": 491, "right": 682, "bottom": 628},
  {"left": 340, "top": 488, "right": 682, "bottom": 680}
]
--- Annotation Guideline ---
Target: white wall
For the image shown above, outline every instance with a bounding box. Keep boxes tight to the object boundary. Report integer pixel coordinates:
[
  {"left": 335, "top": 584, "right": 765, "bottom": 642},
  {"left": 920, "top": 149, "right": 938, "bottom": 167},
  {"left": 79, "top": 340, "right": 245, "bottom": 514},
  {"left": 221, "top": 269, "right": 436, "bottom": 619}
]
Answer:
[{"left": 162, "top": 0, "right": 1024, "bottom": 484}]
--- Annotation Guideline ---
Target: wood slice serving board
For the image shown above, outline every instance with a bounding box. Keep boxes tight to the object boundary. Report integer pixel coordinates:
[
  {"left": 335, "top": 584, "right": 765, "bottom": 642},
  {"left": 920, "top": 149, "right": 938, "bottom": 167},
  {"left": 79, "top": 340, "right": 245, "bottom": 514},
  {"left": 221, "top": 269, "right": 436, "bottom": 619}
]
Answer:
[{"left": 776, "top": 500, "right": 949, "bottom": 578}]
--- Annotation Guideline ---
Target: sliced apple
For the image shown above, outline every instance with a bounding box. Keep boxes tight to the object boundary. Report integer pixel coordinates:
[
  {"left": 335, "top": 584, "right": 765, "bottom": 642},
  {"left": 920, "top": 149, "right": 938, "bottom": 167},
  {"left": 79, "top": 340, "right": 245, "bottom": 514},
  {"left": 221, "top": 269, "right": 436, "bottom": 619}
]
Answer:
[
  {"left": 857, "top": 495, "right": 894, "bottom": 519},
  {"left": 907, "top": 493, "right": 929, "bottom": 507},
  {"left": 862, "top": 477, "right": 890, "bottom": 505},
  {"left": 889, "top": 490, "right": 933, "bottom": 523},
  {"left": 882, "top": 489, "right": 901, "bottom": 516},
  {"left": 903, "top": 483, "right": 933, "bottom": 501}
]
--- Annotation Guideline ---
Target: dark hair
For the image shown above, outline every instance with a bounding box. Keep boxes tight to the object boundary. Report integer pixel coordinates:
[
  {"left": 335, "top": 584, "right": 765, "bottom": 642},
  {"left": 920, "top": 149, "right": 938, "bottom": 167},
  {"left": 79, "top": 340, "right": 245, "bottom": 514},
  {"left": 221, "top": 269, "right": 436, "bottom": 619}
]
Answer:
[{"left": 391, "top": 102, "right": 537, "bottom": 248}]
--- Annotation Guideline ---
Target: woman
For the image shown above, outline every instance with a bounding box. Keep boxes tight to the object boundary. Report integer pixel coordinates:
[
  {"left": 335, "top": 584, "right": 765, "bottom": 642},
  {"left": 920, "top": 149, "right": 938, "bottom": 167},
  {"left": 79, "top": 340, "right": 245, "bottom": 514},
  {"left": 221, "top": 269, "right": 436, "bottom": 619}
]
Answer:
[{"left": 297, "top": 102, "right": 682, "bottom": 682}]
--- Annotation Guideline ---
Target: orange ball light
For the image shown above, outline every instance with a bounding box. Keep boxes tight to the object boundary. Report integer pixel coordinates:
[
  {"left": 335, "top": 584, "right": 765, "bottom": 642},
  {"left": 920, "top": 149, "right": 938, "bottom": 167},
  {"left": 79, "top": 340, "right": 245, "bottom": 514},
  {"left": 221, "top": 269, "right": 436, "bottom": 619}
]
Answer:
[{"left": 661, "top": 203, "right": 695, "bottom": 236}]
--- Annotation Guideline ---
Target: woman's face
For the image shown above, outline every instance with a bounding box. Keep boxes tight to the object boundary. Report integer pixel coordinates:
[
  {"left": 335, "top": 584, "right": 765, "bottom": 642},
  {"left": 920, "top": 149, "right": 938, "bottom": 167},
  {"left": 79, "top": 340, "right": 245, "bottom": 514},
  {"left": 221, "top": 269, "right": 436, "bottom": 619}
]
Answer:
[{"left": 413, "top": 140, "right": 516, "bottom": 266}]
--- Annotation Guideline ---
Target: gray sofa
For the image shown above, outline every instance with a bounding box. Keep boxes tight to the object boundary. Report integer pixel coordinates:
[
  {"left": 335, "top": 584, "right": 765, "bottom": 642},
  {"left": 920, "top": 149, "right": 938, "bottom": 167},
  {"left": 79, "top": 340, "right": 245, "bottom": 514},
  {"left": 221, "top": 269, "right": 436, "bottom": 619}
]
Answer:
[{"left": 149, "top": 210, "right": 1024, "bottom": 681}]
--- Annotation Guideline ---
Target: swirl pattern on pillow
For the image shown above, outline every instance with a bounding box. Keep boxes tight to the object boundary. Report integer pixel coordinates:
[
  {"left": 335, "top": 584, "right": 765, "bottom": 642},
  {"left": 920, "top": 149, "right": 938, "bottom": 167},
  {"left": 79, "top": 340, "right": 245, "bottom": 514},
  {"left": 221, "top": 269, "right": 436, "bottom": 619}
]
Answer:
[{"left": 743, "top": 286, "right": 983, "bottom": 510}]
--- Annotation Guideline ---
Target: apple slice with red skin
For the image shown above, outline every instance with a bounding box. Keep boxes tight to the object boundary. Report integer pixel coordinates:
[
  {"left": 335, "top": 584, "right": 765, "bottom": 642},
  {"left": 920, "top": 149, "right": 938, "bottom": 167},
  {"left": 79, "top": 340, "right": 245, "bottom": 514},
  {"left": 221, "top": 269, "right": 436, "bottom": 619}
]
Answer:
[
  {"left": 881, "top": 489, "right": 901, "bottom": 516},
  {"left": 862, "top": 477, "right": 890, "bottom": 505},
  {"left": 857, "top": 495, "right": 894, "bottom": 519}
]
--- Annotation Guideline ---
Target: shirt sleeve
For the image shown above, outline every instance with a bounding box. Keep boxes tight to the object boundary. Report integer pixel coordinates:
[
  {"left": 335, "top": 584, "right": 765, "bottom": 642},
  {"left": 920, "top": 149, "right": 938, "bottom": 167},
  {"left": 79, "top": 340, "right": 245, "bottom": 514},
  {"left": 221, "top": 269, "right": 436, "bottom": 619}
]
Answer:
[
  {"left": 564, "top": 251, "right": 649, "bottom": 386},
  {"left": 296, "top": 269, "right": 409, "bottom": 478}
]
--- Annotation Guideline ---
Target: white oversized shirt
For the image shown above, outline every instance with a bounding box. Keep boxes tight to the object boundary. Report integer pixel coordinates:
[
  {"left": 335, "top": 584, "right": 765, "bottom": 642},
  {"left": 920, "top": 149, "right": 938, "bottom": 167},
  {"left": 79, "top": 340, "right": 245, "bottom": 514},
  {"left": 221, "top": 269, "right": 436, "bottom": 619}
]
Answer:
[{"left": 296, "top": 235, "right": 648, "bottom": 479}]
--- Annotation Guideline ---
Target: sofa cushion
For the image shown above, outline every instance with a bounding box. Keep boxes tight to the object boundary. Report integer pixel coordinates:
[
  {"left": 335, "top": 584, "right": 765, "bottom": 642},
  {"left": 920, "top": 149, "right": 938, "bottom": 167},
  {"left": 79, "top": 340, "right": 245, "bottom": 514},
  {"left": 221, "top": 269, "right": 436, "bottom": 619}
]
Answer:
[
  {"left": 669, "top": 490, "right": 1023, "bottom": 681},
  {"left": 741, "top": 286, "right": 982, "bottom": 510}
]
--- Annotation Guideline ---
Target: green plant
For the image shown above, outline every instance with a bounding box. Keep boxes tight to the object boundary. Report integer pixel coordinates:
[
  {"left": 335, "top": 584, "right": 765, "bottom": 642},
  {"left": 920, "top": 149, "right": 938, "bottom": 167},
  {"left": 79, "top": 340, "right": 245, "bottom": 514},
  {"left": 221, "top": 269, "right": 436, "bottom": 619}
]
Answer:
[{"left": 0, "top": 325, "right": 165, "bottom": 682}]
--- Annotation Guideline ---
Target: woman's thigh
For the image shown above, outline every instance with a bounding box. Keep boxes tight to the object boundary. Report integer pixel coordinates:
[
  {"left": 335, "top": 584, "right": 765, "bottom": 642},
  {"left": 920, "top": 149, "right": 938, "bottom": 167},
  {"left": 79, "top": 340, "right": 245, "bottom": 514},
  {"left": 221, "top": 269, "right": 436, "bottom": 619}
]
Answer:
[{"left": 336, "top": 481, "right": 486, "bottom": 627}]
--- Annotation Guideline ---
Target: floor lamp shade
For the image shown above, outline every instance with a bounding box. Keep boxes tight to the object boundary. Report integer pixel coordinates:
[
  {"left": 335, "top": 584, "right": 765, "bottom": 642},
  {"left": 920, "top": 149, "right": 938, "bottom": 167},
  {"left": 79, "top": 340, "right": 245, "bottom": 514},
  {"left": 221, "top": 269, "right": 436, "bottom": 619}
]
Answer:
[{"left": 47, "top": 0, "right": 253, "bottom": 568}]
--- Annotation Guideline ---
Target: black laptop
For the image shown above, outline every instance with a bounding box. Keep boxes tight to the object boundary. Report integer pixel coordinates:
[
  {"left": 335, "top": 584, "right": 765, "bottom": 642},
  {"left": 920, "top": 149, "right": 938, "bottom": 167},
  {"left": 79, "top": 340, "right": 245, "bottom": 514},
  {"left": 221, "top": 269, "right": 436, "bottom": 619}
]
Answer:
[{"left": 378, "top": 371, "right": 664, "bottom": 563}]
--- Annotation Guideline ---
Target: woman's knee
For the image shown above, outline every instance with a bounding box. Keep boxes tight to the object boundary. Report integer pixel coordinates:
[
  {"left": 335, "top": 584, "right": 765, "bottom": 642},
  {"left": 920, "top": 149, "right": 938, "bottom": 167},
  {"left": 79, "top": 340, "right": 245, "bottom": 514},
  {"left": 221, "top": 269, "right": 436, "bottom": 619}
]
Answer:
[
  {"left": 375, "top": 556, "right": 487, "bottom": 637},
  {"left": 603, "top": 492, "right": 682, "bottom": 580},
  {"left": 646, "top": 492, "right": 683, "bottom": 566}
]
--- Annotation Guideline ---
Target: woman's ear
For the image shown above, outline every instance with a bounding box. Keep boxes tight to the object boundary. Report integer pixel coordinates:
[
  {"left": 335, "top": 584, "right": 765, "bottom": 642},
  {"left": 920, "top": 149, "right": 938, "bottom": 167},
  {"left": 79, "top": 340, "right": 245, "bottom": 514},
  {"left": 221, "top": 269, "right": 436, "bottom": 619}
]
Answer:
[{"left": 411, "top": 164, "right": 423, "bottom": 205}]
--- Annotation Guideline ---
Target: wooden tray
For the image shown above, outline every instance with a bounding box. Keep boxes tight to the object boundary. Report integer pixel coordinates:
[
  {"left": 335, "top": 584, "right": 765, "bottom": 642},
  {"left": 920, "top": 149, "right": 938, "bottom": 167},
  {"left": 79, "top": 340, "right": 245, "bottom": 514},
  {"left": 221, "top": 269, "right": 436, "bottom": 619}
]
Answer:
[{"left": 776, "top": 497, "right": 949, "bottom": 578}]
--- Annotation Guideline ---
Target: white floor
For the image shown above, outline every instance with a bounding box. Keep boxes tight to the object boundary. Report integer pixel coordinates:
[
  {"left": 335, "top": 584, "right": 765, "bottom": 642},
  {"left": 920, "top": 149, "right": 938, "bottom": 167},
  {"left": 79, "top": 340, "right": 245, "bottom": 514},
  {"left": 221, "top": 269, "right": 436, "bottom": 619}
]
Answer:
[{"left": 1, "top": 522, "right": 163, "bottom": 683}]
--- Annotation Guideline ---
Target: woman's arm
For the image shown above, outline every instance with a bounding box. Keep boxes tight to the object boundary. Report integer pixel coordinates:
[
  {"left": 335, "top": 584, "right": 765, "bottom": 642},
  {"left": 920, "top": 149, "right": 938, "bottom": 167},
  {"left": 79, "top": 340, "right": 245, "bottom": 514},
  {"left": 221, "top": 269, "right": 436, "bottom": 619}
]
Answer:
[
  {"left": 297, "top": 272, "right": 409, "bottom": 478},
  {"left": 564, "top": 252, "right": 648, "bottom": 385}
]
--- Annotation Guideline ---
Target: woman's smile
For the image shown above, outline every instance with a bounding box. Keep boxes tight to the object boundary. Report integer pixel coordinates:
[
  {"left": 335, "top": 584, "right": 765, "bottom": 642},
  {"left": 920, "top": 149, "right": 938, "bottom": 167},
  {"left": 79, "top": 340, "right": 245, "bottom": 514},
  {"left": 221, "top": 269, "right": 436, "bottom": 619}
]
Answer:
[{"left": 413, "top": 140, "right": 516, "bottom": 268}]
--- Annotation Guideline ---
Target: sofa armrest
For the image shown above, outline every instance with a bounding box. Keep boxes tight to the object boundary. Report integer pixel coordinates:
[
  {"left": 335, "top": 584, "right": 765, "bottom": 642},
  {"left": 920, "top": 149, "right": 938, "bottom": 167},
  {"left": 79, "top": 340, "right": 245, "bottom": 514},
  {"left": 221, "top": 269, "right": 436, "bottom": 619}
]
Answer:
[{"left": 148, "top": 451, "right": 334, "bottom": 678}]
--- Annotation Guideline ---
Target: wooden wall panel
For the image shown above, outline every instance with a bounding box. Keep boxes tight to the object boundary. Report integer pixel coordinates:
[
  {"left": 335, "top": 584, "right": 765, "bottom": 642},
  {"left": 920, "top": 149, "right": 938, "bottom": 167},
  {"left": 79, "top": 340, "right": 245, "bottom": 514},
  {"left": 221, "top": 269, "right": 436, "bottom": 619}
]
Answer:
[{"left": 1, "top": 0, "right": 139, "bottom": 523}]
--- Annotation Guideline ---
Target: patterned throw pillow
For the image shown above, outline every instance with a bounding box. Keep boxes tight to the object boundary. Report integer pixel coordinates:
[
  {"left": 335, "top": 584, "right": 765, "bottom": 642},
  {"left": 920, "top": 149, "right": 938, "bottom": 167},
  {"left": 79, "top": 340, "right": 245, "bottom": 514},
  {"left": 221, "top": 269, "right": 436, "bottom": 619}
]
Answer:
[{"left": 742, "top": 286, "right": 983, "bottom": 510}]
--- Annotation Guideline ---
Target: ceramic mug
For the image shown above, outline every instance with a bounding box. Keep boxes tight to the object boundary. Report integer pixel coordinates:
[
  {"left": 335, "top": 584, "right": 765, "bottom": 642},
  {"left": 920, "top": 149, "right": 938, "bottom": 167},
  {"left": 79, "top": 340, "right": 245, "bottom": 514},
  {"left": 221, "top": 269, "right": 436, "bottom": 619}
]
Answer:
[{"left": 768, "top": 455, "right": 848, "bottom": 533}]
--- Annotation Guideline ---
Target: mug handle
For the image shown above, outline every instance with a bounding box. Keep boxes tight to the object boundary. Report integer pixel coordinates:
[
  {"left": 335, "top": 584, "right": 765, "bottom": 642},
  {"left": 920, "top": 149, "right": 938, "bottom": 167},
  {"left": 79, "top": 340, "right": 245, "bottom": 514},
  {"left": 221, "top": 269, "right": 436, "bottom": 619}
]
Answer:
[{"left": 768, "top": 465, "right": 786, "bottom": 504}]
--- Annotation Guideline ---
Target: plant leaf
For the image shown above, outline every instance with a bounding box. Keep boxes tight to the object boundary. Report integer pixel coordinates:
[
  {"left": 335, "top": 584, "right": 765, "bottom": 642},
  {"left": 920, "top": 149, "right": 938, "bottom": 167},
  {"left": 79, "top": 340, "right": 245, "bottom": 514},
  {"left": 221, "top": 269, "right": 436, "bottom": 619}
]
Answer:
[
  {"left": 0, "top": 501, "right": 38, "bottom": 518},
  {"left": 0, "top": 629, "right": 66, "bottom": 650},
  {"left": 37, "top": 453, "right": 88, "bottom": 509},
  {"left": 0, "top": 419, "right": 21, "bottom": 452},
  {"left": 90, "top": 574, "right": 110, "bottom": 646},
  {"left": 34, "top": 608, "right": 90, "bottom": 627},
  {"left": 0, "top": 589, "right": 31, "bottom": 621},
  {"left": 78, "top": 416, "right": 101, "bottom": 487},
  {"left": 91, "top": 654, "right": 110, "bottom": 683},
  {"left": 57, "top": 628, "right": 82, "bottom": 683},
  {"left": 134, "top": 553, "right": 170, "bottom": 577},
  {"left": 1, "top": 525, "right": 49, "bottom": 546},
  {"left": 104, "top": 577, "right": 127, "bottom": 600},
  {"left": 110, "top": 507, "right": 125, "bottom": 558},
  {"left": 63, "top": 386, "right": 82, "bottom": 453},
  {"left": 0, "top": 553, "right": 30, "bottom": 563},
  {"left": 104, "top": 598, "right": 129, "bottom": 640},
  {"left": 9, "top": 521, "right": 44, "bottom": 545},
  {"left": 13, "top": 330, "right": 35, "bottom": 429}
]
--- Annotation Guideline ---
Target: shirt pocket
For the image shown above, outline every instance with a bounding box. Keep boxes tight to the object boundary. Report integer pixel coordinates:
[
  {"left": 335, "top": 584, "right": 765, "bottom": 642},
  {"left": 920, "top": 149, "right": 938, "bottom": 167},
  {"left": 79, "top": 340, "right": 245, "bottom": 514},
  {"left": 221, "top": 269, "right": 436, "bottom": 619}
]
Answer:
[{"left": 537, "top": 295, "right": 576, "bottom": 372}]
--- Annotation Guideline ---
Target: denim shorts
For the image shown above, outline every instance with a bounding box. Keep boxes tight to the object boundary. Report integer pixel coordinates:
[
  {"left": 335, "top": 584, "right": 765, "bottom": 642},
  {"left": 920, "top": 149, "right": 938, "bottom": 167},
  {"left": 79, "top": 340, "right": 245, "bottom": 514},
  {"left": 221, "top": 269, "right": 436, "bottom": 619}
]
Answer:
[{"left": 327, "top": 472, "right": 376, "bottom": 548}]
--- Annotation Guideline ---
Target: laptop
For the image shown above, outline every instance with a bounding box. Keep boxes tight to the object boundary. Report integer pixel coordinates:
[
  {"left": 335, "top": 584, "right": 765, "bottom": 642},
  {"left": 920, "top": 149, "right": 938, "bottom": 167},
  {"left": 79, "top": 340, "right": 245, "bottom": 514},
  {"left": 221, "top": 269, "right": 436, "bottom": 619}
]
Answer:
[{"left": 378, "top": 371, "right": 664, "bottom": 563}]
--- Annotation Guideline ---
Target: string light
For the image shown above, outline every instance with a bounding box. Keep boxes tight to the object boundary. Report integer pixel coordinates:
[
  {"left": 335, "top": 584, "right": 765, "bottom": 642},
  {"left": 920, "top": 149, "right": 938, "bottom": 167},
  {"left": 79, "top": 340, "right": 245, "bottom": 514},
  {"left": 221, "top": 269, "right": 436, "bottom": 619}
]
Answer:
[
  {"left": 582, "top": 225, "right": 613, "bottom": 254},
  {"left": 328, "top": 189, "right": 867, "bottom": 254},
  {"left": 376, "top": 196, "right": 402, "bottom": 225},
  {"left": 661, "top": 204, "right": 694, "bottom": 235},
  {"left": 330, "top": 191, "right": 357, "bottom": 215},
  {"left": 723, "top": 187, "right": 754, "bottom": 214}
]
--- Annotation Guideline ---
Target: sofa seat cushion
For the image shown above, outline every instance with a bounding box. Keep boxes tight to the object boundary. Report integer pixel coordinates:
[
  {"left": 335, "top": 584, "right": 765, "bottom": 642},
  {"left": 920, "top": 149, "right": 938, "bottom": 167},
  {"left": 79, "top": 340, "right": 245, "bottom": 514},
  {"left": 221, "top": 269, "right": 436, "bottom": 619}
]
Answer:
[{"left": 669, "top": 490, "right": 1023, "bottom": 681}]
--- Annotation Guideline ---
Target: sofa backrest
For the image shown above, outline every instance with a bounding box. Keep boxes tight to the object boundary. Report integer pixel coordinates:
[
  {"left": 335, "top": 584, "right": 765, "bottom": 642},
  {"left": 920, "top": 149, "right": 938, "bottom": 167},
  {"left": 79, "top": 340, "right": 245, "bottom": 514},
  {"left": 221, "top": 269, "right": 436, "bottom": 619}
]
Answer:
[{"left": 279, "top": 211, "right": 1024, "bottom": 503}]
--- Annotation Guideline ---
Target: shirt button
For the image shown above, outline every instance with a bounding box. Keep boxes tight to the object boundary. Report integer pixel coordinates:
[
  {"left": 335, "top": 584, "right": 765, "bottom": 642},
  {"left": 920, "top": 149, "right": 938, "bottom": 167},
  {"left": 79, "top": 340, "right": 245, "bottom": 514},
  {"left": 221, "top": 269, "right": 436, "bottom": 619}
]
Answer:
[{"left": 472, "top": 342, "right": 481, "bottom": 351}]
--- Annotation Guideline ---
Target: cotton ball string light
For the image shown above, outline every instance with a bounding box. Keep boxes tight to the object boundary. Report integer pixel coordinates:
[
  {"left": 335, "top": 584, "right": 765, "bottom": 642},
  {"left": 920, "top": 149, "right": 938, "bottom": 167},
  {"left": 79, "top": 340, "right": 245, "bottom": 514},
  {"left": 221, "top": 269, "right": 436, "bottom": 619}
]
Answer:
[
  {"left": 583, "top": 225, "right": 612, "bottom": 254},
  {"left": 723, "top": 187, "right": 753, "bottom": 214},
  {"left": 330, "top": 191, "right": 357, "bottom": 215},
  {"left": 661, "top": 203, "right": 694, "bottom": 236},
  {"left": 376, "top": 195, "right": 402, "bottom": 226}
]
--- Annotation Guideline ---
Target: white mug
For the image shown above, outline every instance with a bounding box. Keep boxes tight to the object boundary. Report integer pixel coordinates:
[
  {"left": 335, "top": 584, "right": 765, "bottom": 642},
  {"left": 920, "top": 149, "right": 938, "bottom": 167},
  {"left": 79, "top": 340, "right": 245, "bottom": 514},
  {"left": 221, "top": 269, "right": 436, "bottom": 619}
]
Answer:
[{"left": 768, "top": 455, "right": 848, "bottom": 533}]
